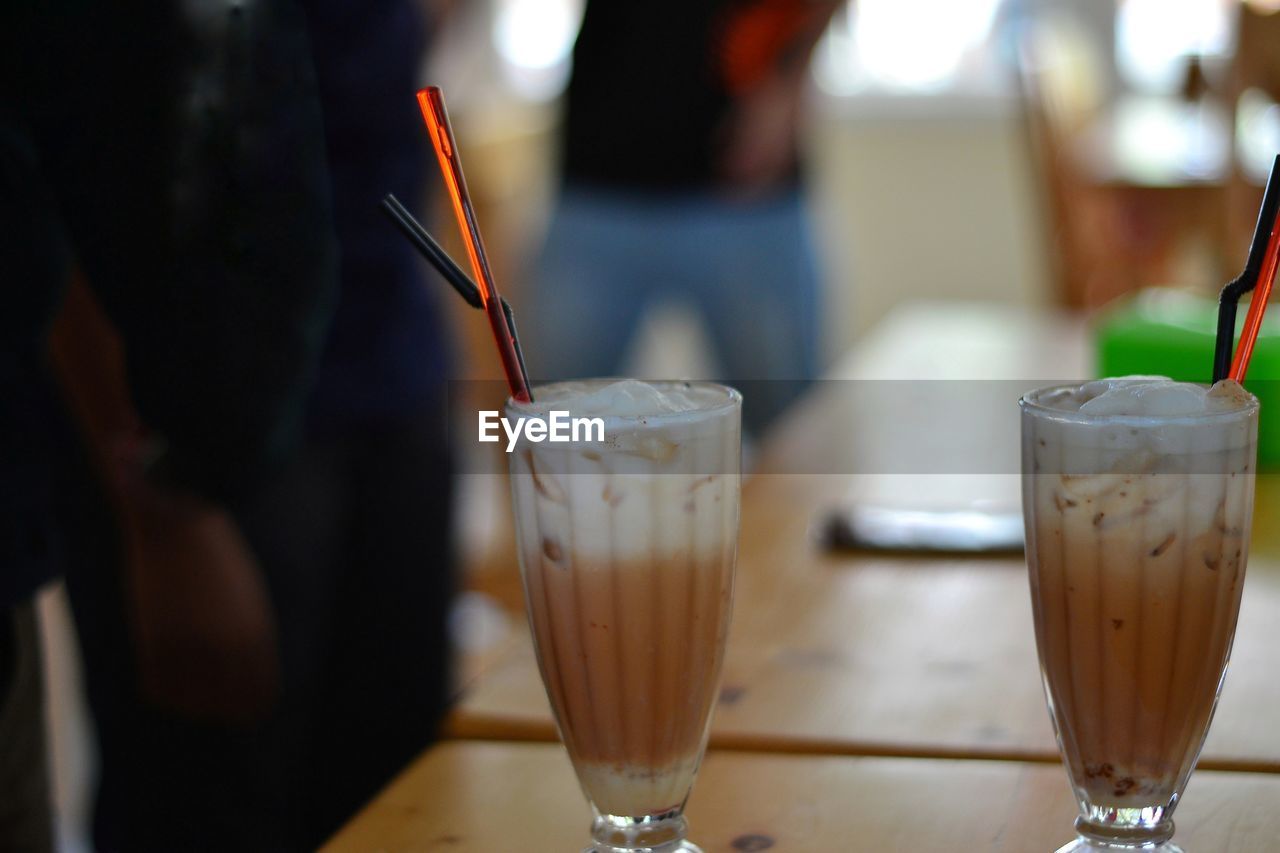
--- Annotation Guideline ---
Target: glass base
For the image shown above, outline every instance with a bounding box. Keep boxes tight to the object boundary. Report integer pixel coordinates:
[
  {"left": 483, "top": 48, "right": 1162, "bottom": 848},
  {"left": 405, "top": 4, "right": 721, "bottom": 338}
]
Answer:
[
  {"left": 1054, "top": 811, "right": 1181, "bottom": 852},
  {"left": 585, "top": 810, "right": 698, "bottom": 853},
  {"left": 586, "top": 840, "right": 706, "bottom": 845},
  {"left": 1055, "top": 842, "right": 1183, "bottom": 853}
]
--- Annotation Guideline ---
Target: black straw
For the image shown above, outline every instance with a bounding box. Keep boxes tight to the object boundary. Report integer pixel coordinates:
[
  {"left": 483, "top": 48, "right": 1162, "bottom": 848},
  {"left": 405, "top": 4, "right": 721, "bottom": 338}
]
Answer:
[
  {"left": 501, "top": 296, "right": 531, "bottom": 397},
  {"left": 1213, "top": 155, "right": 1280, "bottom": 382},
  {"left": 380, "top": 193, "right": 534, "bottom": 400},
  {"left": 380, "top": 194, "right": 483, "bottom": 309}
]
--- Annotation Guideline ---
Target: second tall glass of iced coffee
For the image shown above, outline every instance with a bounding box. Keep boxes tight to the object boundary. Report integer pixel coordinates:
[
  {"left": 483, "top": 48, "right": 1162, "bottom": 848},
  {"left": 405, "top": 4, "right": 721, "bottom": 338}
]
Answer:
[
  {"left": 506, "top": 380, "right": 741, "bottom": 853},
  {"left": 1022, "top": 377, "right": 1259, "bottom": 852}
]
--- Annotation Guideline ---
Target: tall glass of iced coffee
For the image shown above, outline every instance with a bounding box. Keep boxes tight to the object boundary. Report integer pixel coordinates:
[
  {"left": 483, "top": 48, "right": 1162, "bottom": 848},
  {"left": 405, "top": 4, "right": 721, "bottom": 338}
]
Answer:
[
  {"left": 1021, "top": 377, "right": 1259, "bottom": 852},
  {"left": 506, "top": 379, "right": 741, "bottom": 853}
]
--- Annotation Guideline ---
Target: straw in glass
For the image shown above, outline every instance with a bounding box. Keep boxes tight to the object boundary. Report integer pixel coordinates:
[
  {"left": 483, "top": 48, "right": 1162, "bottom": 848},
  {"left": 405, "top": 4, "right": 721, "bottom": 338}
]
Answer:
[
  {"left": 380, "top": 192, "right": 533, "bottom": 398},
  {"left": 417, "top": 86, "right": 532, "bottom": 403},
  {"left": 380, "top": 194, "right": 482, "bottom": 309},
  {"left": 1213, "top": 154, "right": 1280, "bottom": 383}
]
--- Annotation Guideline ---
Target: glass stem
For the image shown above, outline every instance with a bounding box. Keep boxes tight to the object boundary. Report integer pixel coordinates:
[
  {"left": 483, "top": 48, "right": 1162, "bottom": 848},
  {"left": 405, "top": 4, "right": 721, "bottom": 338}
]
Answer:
[
  {"left": 1075, "top": 806, "right": 1176, "bottom": 848},
  {"left": 588, "top": 809, "right": 696, "bottom": 852}
]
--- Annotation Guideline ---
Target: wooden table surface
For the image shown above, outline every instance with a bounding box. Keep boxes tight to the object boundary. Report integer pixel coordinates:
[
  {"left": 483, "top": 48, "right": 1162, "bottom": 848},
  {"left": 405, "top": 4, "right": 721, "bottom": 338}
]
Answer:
[
  {"left": 447, "top": 304, "right": 1280, "bottom": 770},
  {"left": 323, "top": 741, "right": 1280, "bottom": 852}
]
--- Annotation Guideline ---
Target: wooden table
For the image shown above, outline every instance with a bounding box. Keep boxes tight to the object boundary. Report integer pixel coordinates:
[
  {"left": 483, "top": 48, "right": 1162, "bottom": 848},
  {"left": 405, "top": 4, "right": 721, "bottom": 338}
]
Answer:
[
  {"left": 448, "top": 489, "right": 1280, "bottom": 771},
  {"left": 330, "top": 303, "right": 1280, "bottom": 849},
  {"left": 447, "top": 304, "right": 1280, "bottom": 770},
  {"left": 323, "top": 741, "right": 1280, "bottom": 852}
]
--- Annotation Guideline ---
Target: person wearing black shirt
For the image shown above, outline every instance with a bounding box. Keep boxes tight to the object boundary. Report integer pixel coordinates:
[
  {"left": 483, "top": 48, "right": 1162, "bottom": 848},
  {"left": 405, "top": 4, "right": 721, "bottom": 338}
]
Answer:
[{"left": 526, "top": 0, "right": 842, "bottom": 436}]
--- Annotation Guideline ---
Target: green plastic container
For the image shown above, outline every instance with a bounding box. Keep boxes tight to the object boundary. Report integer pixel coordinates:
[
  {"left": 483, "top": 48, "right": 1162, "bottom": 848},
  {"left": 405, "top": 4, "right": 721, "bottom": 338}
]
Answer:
[{"left": 1094, "top": 288, "right": 1280, "bottom": 468}]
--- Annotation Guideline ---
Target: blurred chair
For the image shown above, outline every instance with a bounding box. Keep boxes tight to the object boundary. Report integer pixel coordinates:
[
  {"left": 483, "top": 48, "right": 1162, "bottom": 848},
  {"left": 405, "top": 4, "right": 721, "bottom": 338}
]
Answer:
[
  {"left": 1016, "top": 14, "right": 1250, "bottom": 309},
  {"left": 1014, "top": 15, "right": 1122, "bottom": 308}
]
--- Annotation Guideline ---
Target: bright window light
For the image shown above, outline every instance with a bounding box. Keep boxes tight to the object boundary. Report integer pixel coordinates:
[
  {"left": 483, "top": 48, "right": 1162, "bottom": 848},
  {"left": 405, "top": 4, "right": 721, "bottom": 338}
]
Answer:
[
  {"left": 1237, "top": 88, "right": 1280, "bottom": 181},
  {"left": 1115, "top": 0, "right": 1232, "bottom": 93},
  {"left": 493, "top": 0, "right": 584, "bottom": 100},
  {"left": 815, "top": 0, "right": 1004, "bottom": 95}
]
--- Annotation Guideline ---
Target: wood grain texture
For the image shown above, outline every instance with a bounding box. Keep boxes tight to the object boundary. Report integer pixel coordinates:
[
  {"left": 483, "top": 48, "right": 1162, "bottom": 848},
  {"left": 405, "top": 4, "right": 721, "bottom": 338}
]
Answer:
[
  {"left": 448, "top": 512, "right": 1280, "bottom": 771},
  {"left": 323, "top": 741, "right": 1280, "bottom": 852},
  {"left": 448, "top": 306, "right": 1280, "bottom": 770}
]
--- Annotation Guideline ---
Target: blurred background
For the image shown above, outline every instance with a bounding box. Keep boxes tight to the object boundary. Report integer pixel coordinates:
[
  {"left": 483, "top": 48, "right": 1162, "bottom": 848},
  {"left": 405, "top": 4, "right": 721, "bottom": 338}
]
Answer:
[
  {"left": 30, "top": 0, "right": 1280, "bottom": 849},
  {"left": 429, "top": 0, "right": 1278, "bottom": 361}
]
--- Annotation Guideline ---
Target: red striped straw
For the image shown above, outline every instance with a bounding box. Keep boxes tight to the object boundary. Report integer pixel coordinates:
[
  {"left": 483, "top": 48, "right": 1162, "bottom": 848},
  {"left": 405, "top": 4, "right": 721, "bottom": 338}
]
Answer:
[
  {"left": 1229, "top": 206, "right": 1280, "bottom": 383},
  {"left": 1214, "top": 154, "right": 1280, "bottom": 384},
  {"left": 417, "top": 86, "right": 532, "bottom": 403}
]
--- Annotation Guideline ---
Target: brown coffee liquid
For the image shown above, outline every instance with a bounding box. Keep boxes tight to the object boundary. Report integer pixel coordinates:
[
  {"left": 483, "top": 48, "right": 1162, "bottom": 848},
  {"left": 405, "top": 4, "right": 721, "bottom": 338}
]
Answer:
[
  {"left": 507, "top": 380, "right": 741, "bottom": 819},
  {"left": 1028, "top": 455, "right": 1254, "bottom": 806},
  {"left": 520, "top": 538, "right": 735, "bottom": 817}
]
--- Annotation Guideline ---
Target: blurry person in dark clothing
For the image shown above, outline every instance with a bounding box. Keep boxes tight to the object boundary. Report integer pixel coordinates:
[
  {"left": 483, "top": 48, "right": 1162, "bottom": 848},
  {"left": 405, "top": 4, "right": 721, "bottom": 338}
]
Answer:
[
  {"left": 237, "top": 0, "right": 456, "bottom": 844},
  {"left": 1, "top": 0, "right": 453, "bottom": 849},
  {"left": 2, "top": 2, "right": 337, "bottom": 850},
  {"left": 526, "top": 0, "right": 841, "bottom": 437}
]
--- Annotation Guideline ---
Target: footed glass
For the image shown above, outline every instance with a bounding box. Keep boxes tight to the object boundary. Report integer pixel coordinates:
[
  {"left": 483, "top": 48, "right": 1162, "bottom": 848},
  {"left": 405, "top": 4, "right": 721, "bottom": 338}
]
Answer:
[
  {"left": 1021, "top": 383, "right": 1259, "bottom": 852},
  {"left": 506, "top": 381, "right": 741, "bottom": 852}
]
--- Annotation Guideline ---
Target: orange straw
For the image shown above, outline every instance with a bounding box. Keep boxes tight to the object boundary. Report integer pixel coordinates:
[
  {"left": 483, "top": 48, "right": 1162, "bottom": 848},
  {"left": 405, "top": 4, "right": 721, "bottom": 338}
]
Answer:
[
  {"left": 1228, "top": 213, "right": 1280, "bottom": 383},
  {"left": 417, "top": 86, "right": 532, "bottom": 403}
]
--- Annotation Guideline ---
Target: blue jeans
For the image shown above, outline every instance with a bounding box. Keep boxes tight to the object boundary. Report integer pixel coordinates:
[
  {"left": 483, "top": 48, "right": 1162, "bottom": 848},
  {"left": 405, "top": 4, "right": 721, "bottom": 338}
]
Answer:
[{"left": 524, "top": 186, "right": 823, "bottom": 435}]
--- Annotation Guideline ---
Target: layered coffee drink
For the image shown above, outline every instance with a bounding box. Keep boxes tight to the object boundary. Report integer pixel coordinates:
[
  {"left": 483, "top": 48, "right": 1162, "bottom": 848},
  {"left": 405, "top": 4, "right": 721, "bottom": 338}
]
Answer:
[
  {"left": 1022, "top": 377, "right": 1258, "bottom": 849},
  {"left": 506, "top": 380, "right": 740, "bottom": 848}
]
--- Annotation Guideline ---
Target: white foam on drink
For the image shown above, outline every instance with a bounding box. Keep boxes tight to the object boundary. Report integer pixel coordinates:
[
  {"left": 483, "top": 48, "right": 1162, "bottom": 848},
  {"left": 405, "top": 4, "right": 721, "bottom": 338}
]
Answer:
[
  {"left": 512, "top": 379, "right": 736, "bottom": 421},
  {"left": 507, "top": 379, "right": 741, "bottom": 561},
  {"left": 1033, "top": 376, "right": 1254, "bottom": 418},
  {"left": 1025, "top": 376, "right": 1257, "bottom": 469}
]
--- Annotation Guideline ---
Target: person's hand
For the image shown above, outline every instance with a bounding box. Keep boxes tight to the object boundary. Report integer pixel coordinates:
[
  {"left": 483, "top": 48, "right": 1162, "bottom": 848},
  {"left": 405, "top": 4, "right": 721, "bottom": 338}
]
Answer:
[
  {"left": 715, "top": 70, "right": 806, "bottom": 196},
  {"left": 49, "top": 279, "right": 281, "bottom": 724},
  {"left": 116, "top": 458, "right": 280, "bottom": 725},
  {"left": 713, "top": 0, "right": 843, "bottom": 196}
]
